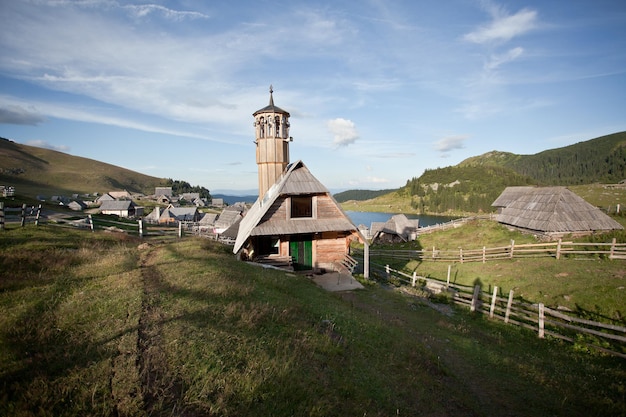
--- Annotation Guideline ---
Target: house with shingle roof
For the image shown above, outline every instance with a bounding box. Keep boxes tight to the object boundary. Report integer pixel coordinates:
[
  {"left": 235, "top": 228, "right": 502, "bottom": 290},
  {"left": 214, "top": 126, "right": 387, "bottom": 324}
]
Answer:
[{"left": 492, "top": 186, "right": 623, "bottom": 239}]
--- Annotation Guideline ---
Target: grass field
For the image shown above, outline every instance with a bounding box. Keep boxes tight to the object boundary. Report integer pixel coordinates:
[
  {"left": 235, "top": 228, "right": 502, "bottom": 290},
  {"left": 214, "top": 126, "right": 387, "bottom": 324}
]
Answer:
[{"left": 1, "top": 225, "right": 625, "bottom": 416}]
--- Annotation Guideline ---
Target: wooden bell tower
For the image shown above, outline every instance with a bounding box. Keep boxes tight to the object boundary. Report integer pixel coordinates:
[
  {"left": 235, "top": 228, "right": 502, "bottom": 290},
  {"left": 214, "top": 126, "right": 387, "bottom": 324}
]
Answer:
[{"left": 253, "top": 85, "right": 291, "bottom": 199}]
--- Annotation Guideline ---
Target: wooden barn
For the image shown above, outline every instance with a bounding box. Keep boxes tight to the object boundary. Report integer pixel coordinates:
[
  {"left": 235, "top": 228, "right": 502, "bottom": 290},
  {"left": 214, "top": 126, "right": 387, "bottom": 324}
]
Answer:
[
  {"left": 492, "top": 186, "right": 623, "bottom": 239},
  {"left": 234, "top": 87, "right": 366, "bottom": 273}
]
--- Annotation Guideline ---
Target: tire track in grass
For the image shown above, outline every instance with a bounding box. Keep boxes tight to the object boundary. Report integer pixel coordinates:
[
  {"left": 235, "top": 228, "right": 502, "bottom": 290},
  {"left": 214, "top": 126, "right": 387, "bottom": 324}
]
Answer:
[{"left": 136, "top": 246, "right": 186, "bottom": 416}]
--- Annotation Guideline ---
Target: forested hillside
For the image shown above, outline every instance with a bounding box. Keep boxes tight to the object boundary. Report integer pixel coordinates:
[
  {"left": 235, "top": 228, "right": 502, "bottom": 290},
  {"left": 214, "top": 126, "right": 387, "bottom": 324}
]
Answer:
[
  {"left": 400, "top": 165, "right": 536, "bottom": 213},
  {"left": 334, "top": 189, "right": 396, "bottom": 203},
  {"left": 343, "top": 131, "right": 626, "bottom": 214},
  {"left": 461, "top": 131, "right": 626, "bottom": 185}
]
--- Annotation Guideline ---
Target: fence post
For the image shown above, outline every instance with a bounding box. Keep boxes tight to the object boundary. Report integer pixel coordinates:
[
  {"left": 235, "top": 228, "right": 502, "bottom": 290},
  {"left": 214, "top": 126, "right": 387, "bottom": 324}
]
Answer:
[
  {"left": 510, "top": 239, "right": 515, "bottom": 259},
  {"left": 178, "top": 221, "right": 183, "bottom": 238},
  {"left": 411, "top": 271, "right": 416, "bottom": 287},
  {"left": 470, "top": 284, "right": 481, "bottom": 312},
  {"left": 432, "top": 246, "right": 436, "bottom": 260},
  {"left": 504, "top": 290, "right": 514, "bottom": 323},
  {"left": 385, "top": 264, "right": 390, "bottom": 280},
  {"left": 35, "top": 204, "right": 42, "bottom": 226},
  {"left": 617, "top": 203, "right": 621, "bottom": 214},
  {"left": 482, "top": 246, "right": 486, "bottom": 263},
  {"left": 489, "top": 286, "right": 498, "bottom": 318},
  {"left": 0, "top": 202, "right": 4, "bottom": 230},
  {"left": 556, "top": 238, "right": 562, "bottom": 260},
  {"left": 446, "top": 264, "right": 451, "bottom": 288},
  {"left": 610, "top": 237, "right": 616, "bottom": 260},
  {"left": 21, "top": 204, "right": 27, "bottom": 227},
  {"left": 364, "top": 241, "right": 370, "bottom": 280},
  {"left": 538, "top": 303, "right": 545, "bottom": 338},
  {"left": 138, "top": 219, "right": 143, "bottom": 238},
  {"left": 459, "top": 248, "right": 463, "bottom": 264},
  {"left": 88, "top": 214, "right": 94, "bottom": 232}
]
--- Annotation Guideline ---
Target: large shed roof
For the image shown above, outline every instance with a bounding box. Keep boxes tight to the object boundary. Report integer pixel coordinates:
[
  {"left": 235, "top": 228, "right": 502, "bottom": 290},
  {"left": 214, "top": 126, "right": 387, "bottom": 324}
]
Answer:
[{"left": 492, "top": 186, "right": 623, "bottom": 233}]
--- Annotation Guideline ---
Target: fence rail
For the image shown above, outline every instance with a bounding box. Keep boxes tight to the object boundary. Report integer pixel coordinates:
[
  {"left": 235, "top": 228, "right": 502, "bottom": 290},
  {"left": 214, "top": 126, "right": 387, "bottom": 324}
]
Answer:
[
  {"left": 355, "top": 259, "right": 626, "bottom": 358},
  {"left": 366, "top": 238, "right": 626, "bottom": 263}
]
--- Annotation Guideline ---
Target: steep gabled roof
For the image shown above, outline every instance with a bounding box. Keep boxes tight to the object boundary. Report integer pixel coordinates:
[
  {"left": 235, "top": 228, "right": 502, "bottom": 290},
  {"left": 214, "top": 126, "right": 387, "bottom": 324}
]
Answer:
[
  {"left": 234, "top": 160, "right": 360, "bottom": 253},
  {"left": 493, "top": 186, "right": 623, "bottom": 233}
]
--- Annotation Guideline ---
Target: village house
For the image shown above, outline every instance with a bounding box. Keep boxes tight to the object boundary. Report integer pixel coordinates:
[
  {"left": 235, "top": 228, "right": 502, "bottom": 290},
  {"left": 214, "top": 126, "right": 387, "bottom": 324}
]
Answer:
[
  {"left": 492, "top": 186, "right": 623, "bottom": 239},
  {"left": 370, "top": 214, "right": 419, "bottom": 244},
  {"left": 99, "top": 200, "right": 141, "bottom": 218},
  {"left": 234, "top": 87, "right": 367, "bottom": 273}
]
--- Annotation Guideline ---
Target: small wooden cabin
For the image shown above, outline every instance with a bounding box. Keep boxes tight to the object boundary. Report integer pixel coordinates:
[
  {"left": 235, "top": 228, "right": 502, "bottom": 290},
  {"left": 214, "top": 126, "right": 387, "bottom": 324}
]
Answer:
[
  {"left": 234, "top": 160, "right": 364, "bottom": 271},
  {"left": 492, "top": 186, "right": 623, "bottom": 239}
]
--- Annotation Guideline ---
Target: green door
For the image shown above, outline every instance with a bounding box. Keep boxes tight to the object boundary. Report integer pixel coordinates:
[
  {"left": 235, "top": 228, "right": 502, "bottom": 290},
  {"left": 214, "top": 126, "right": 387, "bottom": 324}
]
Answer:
[{"left": 290, "top": 236, "right": 313, "bottom": 270}]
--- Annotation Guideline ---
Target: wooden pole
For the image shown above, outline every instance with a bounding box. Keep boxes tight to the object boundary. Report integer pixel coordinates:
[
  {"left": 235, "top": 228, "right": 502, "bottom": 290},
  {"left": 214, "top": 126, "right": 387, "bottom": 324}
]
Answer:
[
  {"left": 556, "top": 238, "right": 562, "bottom": 260},
  {"left": 459, "top": 248, "right": 463, "bottom": 264},
  {"left": 446, "top": 265, "right": 451, "bottom": 288},
  {"left": 364, "top": 241, "right": 370, "bottom": 280},
  {"left": 482, "top": 246, "right": 486, "bottom": 263},
  {"left": 610, "top": 237, "right": 616, "bottom": 260},
  {"left": 412, "top": 271, "right": 417, "bottom": 287},
  {"left": 489, "top": 286, "right": 498, "bottom": 318},
  {"left": 385, "top": 264, "right": 390, "bottom": 281},
  {"left": 470, "top": 284, "right": 481, "bottom": 312},
  {"left": 504, "top": 290, "right": 514, "bottom": 323},
  {"left": 538, "top": 303, "right": 545, "bottom": 338},
  {"left": 35, "top": 204, "right": 42, "bottom": 226},
  {"left": 88, "top": 214, "right": 94, "bottom": 232},
  {"left": 0, "top": 202, "right": 4, "bottom": 231},
  {"left": 20, "top": 204, "right": 27, "bottom": 227},
  {"left": 510, "top": 239, "right": 515, "bottom": 259},
  {"left": 178, "top": 221, "right": 183, "bottom": 238},
  {"left": 138, "top": 219, "right": 143, "bottom": 238}
]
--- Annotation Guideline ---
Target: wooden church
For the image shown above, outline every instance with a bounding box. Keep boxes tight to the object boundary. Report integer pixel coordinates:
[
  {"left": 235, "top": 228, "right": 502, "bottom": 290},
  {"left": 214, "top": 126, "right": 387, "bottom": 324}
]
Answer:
[{"left": 234, "top": 87, "right": 366, "bottom": 273}]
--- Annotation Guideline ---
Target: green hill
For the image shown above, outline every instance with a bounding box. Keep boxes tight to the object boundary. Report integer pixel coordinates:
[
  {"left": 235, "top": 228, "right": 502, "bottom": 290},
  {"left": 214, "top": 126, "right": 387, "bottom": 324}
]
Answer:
[
  {"left": 333, "top": 189, "right": 396, "bottom": 203},
  {"left": 0, "top": 137, "right": 168, "bottom": 197},
  {"left": 343, "top": 131, "right": 626, "bottom": 214},
  {"left": 460, "top": 131, "right": 626, "bottom": 185}
]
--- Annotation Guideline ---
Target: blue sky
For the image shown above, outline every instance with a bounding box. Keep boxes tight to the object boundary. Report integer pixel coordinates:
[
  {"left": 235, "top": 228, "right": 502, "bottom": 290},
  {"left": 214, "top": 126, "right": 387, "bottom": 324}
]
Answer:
[{"left": 1, "top": 0, "right": 625, "bottom": 194}]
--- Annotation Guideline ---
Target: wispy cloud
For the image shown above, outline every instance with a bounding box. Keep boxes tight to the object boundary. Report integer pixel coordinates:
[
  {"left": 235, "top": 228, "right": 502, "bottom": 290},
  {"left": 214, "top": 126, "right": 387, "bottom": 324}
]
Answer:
[
  {"left": 25, "top": 139, "right": 69, "bottom": 152},
  {"left": 464, "top": 5, "right": 538, "bottom": 44},
  {"left": 327, "top": 118, "right": 359, "bottom": 147},
  {"left": 434, "top": 135, "right": 468, "bottom": 156},
  {"left": 0, "top": 104, "right": 45, "bottom": 125},
  {"left": 485, "top": 47, "right": 524, "bottom": 71}
]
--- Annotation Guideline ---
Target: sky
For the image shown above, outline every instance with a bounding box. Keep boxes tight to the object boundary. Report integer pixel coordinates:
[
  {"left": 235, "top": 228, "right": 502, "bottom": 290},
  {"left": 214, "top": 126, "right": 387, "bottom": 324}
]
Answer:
[{"left": 1, "top": 0, "right": 625, "bottom": 195}]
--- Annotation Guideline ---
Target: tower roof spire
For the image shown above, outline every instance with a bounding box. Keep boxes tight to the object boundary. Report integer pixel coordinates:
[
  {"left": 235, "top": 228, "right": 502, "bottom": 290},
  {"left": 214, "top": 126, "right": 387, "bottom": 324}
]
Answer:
[
  {"left": 269, "top": 84, "right": 274, "bottom": 107},
  {"left": 253, "top": 84, "right": 290, "bottom": 116}
]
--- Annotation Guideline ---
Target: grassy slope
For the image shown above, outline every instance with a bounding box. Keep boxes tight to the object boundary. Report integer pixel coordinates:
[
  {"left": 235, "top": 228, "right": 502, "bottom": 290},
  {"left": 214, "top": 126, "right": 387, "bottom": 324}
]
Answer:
[
  {"left": 0, "top": 138, "right": 165, "bottom": 197},
  {"left": 1, "top": 225, "right": 625, "bottom": 416}
]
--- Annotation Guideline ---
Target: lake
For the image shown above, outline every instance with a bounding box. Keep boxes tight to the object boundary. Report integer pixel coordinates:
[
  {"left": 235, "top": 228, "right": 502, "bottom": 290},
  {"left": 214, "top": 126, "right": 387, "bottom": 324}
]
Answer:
[{"left": 345, "top": 211, "right": 458, "bottom": 228}]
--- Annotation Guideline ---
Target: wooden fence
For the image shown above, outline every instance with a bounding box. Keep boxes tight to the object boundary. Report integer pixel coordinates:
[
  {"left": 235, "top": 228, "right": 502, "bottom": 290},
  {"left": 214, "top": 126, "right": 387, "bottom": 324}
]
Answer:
[
  {"left": 362, "top": 261, "right": 626, "bottom": 358},
  {"left": 367, "top": 238, "right": 626, "bottom": 263}
]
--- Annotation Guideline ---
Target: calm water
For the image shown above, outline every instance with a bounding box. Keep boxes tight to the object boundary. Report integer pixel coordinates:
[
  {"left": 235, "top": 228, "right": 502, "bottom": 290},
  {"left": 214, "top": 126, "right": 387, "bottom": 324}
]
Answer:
[{"left": 345, "top": 211, "right": 458, "bottom": 228}]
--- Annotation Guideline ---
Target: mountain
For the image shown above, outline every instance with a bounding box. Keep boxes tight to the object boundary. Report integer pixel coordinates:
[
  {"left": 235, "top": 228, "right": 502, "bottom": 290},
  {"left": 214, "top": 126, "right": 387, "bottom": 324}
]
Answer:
[
  {"left": 459, "top": 131, "right": 626, "bottom": 185},
  {"left": 334, "top": 189, "right": 396, "bottom": 203},
  {"left": 344, "top": 131, "right": 626, "bottom": 214},
  {"left": 0, "top": 137, "right": 167, "bottom": 197}
]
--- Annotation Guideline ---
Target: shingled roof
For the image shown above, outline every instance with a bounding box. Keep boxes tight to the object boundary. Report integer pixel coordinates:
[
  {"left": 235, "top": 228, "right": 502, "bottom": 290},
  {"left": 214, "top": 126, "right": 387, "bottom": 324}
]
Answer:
[
  {"left": 492, "top": 186, "right": 623, "bottom": 234},
  {"left": 233, "top": 160, "right": 360, "bottom": 253}
]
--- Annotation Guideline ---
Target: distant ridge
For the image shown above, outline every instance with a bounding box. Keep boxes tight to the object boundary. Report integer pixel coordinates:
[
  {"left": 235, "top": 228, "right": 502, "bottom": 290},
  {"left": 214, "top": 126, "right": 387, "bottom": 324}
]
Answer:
[
  {"left": 0, "top": 137, "right": 166, "bottom": 197},
  {"left": 342, "top": 131, "right": 626, "bottom": 214}
]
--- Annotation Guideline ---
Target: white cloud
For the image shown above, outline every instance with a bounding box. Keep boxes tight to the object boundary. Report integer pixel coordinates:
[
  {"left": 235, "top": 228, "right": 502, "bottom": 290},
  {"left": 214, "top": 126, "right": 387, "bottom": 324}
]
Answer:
[
  {"left": 327, "top": 118, "right": 359, "bottom": 147},
  {"left": 485, "top": 47, "right": 524, "bottom": 71},
  {"left": 434, "top": 135, "right": 468, "bottom": 154},
  {"left": 0, "top": 104, "right": 45, "bottom": 125},
  {"left": 25, "top": 139, "right": 70, "bottom": 152},
  {"left": 464, "top": 7, "right": 537, "bottom": 44}
]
